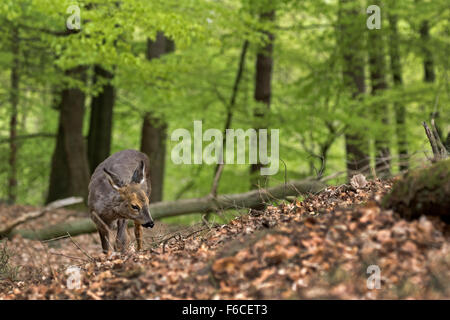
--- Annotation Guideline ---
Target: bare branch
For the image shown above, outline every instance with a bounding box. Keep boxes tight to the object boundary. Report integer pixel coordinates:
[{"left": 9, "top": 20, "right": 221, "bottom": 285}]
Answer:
[
  {"left": 431, "top": 118, "right": 448, "bottom": 157},
  {"left": 423, "top": 121, "right": 448, "bottom": 162},
  {"left": 0, "top": 133, "right": 55, "bottom": 145},
  {"left": 67, "top": 232, "right": 94, "bottom": 262},
  {"left": 210, "top": 163, "right": 224, "bottom": 197}
]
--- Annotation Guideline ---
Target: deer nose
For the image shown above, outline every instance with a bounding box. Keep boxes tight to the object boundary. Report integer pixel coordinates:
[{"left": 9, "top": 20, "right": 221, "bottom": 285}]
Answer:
[{"left": 142, "top": 221, "right": 154, "bottom": 228}]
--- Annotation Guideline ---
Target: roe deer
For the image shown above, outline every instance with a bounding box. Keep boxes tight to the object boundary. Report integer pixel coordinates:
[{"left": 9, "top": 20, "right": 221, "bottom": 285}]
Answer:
[{"left": 88, "top": 149, "right": 154, "bottom": 253}]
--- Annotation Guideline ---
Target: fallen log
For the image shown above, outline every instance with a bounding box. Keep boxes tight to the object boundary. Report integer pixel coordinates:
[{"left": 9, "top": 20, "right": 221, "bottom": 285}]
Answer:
[
  {"left": 382, "top": 159, "right": 450, "bottom": 222},
  {"left": 9, "top": 179, "right": 324, "bottom": 241},
  {"left": 0, "top": 197, "right": 83, "bottom": 239}
]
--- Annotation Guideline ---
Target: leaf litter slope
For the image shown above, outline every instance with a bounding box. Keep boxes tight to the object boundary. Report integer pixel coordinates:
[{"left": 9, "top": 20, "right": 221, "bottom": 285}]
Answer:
[{"left": 1, "top": 179, "right": 450, "bottom": 299}]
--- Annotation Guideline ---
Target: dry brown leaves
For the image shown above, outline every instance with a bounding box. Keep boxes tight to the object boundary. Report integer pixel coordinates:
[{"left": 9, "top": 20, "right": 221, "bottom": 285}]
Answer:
[{"left": 1, "top": 179, "right": 450, "bottom": 300}]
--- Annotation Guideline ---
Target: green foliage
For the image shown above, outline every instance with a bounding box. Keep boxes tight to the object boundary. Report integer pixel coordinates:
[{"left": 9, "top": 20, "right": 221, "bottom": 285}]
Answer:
[{"left": 0, "top": 0, "right": 448, "bottom": 221}]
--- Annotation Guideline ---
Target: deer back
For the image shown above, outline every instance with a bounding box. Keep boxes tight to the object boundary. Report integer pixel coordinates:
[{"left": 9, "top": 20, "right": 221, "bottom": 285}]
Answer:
[{"left": 88, "top": 149, "right": 151, "bottom": 216}]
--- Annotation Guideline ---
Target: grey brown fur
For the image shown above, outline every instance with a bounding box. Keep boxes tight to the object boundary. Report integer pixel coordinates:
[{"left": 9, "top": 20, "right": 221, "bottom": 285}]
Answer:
[{"left": 88, "top": 149, "right": 153, "bottom": 253}]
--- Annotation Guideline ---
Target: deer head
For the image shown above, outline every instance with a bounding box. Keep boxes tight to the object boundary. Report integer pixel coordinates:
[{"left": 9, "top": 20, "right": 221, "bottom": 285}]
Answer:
[{"left": 103, "top": 160, "right": 154, "bottom": 228}]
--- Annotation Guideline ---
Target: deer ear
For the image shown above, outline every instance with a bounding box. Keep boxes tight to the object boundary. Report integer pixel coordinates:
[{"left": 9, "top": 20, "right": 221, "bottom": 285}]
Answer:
[
  {"left": 103, "top": 168, "right": 123, "bottom": 190},
  {"left": 131, "top": 160, "right": 145, "bottom": 184}
]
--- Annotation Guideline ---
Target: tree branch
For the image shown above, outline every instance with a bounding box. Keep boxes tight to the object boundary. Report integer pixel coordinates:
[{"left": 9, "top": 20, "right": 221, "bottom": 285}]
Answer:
[
  {"left": 423, "top": 121, "right": 448, "bottom": 161},
  {"left": 0, "top": 133, "right": 55, "bottom": 145}
]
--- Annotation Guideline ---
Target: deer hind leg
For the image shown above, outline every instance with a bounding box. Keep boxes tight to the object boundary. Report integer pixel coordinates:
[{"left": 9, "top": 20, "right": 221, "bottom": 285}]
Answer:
[
  {"left": 91, "top": 210, "right": 113, "bottom": 254},
  {"left": 98, "top": 228, "right": 111, "bottom": 254},
  {"left": 115, "top": 219, "right": 129, "bottom": 252},
  {"left": 134, "top": 222, "right": 143, "bottom": 251}
]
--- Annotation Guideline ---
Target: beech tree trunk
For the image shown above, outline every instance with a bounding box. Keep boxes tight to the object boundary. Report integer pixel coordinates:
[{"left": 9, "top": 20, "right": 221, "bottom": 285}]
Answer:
[
  {"left": 8, "top": 27, "right": 19, "bottom": 204},
  {"left": 46, "top": 66, "right": 90, "bottom": 204},
  {"left": 140, "top": 32, "right": 174, "bottom": 202},
  {"left": 419, "top": 20, "right": 435, "bottom": 83},
  {"left": 368, "top": 1, "right": 391, "bottom": 178},
  {"left": 87, "top": 65, "right": 115, "bottom": 173},
  {"left": 140, "top": 113, "right": 167, "bottom": 202},
  {"left": 250, "top": 10, "right": 275, "bottom": 189},
  {"left": 338, "top": 0, "right": 370, "bottom": 179},
  {"left": 388, "top": 12, "right": 408, "bottom": 171}
]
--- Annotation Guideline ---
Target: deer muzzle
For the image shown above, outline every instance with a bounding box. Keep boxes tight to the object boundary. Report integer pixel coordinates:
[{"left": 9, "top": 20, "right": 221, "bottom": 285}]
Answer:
[
  {"left": 141, "top": 207, "right": 154, "bottom": 228},
  {"left": 142, "top": 221, "right": 154, "bottom": 228}
]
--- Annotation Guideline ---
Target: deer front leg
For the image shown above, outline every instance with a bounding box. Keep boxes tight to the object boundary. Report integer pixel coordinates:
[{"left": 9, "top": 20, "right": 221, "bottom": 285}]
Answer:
[
  {"left": 134, "top": 222, "right": 143, "bottom": 251},
  {"left": 115, "top": 219, "right": 129, "bottom": 252}
]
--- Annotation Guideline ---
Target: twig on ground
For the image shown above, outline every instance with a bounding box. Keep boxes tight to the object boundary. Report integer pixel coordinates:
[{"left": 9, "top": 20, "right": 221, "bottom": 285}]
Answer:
[
  {"left": 67, "top": 233, "right": 94, "bottom": 262},
  {"left": 162, "top": 232, "right": 181, "bottom": 254},
  {"left": 39, "top": 242, "right": 58, "bottom": 281},
  {"left": 41, "top": 235, "right": 71, "bottom": 243}
]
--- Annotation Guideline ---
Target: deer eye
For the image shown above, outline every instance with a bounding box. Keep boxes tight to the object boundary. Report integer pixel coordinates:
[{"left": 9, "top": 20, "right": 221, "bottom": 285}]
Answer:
[{"left": 131, "top": 204, "right": 140, "bottom": 211}]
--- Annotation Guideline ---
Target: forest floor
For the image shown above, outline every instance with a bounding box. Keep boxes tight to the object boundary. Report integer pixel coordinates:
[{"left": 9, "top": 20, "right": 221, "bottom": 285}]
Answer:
[{"left": 1, "top": 178, "right": 450, "bottom": 299}]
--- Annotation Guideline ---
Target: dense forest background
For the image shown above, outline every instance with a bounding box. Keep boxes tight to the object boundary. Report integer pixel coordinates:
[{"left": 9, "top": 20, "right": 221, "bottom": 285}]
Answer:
[{"left": 0, "top": 0, "right": 448, "bottom": 224}]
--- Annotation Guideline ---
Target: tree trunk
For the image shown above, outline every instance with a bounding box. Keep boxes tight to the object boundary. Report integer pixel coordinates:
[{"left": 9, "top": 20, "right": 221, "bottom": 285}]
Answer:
[
  {"left": 46, "top": 66, "right": 90, "bottom": 204},
  {"left": 8, "top": 27, "right": 20, "bottom": 204},
  {"left": 140, "top": 114, "right": 167, "bottom": 202},
  {"left": 388, "top": 13, "right": 408, "bottom": 171},
  {"left": 368, "top": 0, "right": 391, "bottom": 178},
  {"left": 140, "top": 32, "right": 174, "bottom": 202},
  {"left": 419, "top": 20, "right": 435, "bottom": 83},
  {"left": 250, "top": 10, "right": 275, "bottom": 189},
  {"left": 338, "top": 0, "right": 370, "bottom": 179},
  {"left": 10, "top": 179, "right": 324, "bottom": 240},
  {"left": 87, "top": 65, "right": 115, "bottom": 173},
  {"left": 147, "top": 31, "right": 171, "bottom": 60}
]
